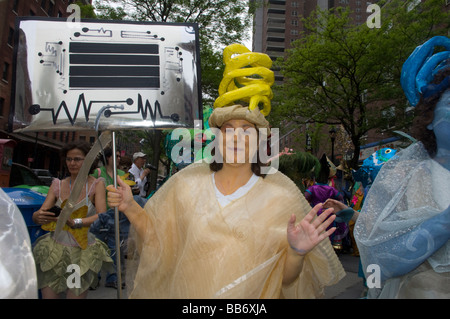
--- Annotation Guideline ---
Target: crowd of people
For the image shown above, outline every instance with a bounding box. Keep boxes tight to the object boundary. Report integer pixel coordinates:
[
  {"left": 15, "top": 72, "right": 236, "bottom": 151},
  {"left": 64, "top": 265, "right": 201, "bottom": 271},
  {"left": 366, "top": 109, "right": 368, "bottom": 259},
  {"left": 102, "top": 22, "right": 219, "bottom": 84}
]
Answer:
[
  {"left": 13, "top": 36, "right": 449, "bottom": 299},
  {"left": 29, "top": 132, "right": 362, "bottom": 299}
]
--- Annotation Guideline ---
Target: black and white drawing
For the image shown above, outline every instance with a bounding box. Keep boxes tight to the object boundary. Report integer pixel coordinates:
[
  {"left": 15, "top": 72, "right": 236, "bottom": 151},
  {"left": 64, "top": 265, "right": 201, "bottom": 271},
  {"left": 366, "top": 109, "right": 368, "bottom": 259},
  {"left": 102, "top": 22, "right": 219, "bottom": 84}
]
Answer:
[{"left": 12, "top": 18, "right": 202, "bottom": 132}]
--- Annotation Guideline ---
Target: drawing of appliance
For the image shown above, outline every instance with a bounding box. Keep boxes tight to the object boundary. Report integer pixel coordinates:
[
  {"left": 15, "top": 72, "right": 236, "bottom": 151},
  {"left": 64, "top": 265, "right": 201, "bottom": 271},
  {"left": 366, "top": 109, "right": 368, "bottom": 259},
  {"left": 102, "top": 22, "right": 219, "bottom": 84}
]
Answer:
[{"left": 11, "top": 18, "right": 202, "bottom": 133}]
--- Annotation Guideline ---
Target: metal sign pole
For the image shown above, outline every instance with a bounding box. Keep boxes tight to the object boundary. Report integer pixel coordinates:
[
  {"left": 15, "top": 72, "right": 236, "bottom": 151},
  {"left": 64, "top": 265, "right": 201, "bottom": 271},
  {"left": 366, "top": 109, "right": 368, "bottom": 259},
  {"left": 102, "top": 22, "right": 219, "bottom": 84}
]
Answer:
[{"left": 111, "top": 131, "right": 123, "bottom": 299}]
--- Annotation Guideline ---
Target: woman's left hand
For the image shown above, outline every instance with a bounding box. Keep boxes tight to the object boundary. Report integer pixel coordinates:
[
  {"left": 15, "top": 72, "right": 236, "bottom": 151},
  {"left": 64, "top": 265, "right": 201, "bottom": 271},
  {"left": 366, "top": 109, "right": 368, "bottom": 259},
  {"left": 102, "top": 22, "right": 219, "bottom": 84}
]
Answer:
[
  {"left": 287, "top": 203, "right": 336, "bottom": 256},
  {"left": 66, "top": 218, "right": 75, "bottom": 228},
  {"left": 32, "top": 208, "right": 59, "bottom": 225}
]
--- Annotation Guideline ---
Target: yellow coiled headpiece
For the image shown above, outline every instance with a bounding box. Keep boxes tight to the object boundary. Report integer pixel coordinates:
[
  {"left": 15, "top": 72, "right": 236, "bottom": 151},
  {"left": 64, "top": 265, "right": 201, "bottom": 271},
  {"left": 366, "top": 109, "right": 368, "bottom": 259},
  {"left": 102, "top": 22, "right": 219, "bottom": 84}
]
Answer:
[{"left": 213, "top": 44, "right": 274, "bottom": 116}]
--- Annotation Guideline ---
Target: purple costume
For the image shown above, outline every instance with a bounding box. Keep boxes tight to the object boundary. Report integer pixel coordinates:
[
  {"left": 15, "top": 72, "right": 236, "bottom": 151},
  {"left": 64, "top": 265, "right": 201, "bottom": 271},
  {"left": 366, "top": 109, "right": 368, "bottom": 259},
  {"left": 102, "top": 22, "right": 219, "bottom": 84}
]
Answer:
[{"left": 305, "top": 183, "right": 348, "bottom": 245}]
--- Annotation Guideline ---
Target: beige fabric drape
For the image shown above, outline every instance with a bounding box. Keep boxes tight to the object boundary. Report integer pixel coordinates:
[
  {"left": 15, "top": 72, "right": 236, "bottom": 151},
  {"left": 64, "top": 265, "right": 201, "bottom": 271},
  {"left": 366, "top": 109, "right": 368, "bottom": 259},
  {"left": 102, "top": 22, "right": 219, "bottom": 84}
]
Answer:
[{"left": 126, "top": 163, "right": 345, "bottom": 298}]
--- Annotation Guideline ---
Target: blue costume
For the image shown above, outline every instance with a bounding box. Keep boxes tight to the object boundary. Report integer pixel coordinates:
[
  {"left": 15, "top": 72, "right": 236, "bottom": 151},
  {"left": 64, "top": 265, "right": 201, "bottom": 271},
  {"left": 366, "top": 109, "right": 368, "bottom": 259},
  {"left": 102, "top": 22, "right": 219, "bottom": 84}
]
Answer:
[{"left": 354, "top": 36, "right": 450, "bottom": 298}]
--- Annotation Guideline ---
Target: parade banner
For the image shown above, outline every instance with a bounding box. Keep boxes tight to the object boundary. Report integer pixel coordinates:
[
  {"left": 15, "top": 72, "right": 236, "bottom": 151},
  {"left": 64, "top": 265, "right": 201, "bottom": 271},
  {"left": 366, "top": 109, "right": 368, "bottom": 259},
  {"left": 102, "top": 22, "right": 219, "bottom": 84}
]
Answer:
[{"left": 11, "top": 17, "right": 202, "bottom": 133}]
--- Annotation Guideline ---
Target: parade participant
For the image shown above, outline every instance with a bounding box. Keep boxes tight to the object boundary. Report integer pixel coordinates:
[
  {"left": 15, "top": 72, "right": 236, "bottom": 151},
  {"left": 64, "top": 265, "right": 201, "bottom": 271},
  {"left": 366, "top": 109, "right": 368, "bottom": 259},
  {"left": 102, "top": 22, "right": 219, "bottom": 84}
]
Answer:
[
  {"left": 32, "top": 141, "right": 113, "bottom": 299},
  {"left": 92, "top": 147, "right": 125, "bottom": 205},
  {"left": 128, "top": 152, "right": 150, "bottom": 198},
  {"left": 354, "top": 36, "right": 450, "bottom": 298},
  {"left": 91, "top": 147, "right": 129, "bottom": 289},
  {"left": 305, "top": 154, "right": 347, "bottom": 251},
  {"left": 106, "top": 44, "right": 345, "bottom": 298}
]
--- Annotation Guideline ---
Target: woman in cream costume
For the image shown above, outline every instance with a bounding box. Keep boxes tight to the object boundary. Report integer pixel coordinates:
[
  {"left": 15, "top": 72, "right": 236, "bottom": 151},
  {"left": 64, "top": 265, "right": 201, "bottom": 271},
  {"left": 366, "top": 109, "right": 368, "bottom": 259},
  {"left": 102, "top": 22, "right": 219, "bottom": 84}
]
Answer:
[
  {"left": 108, "top": 105, "right": 344, "bottom": 298},
  {"left": 354, "top": 36, "right": 450, "bottom": 298},
  {"left": 108, "top": 44, "right": 344, "bottom": 299}
]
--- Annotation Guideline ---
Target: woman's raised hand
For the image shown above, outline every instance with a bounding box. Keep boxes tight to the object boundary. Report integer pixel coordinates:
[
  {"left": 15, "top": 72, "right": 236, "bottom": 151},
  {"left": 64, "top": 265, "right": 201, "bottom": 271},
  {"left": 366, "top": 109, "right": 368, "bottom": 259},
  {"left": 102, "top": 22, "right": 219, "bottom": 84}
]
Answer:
[{"left": 287, "top": 203, "right": 336, "bottom": 255}]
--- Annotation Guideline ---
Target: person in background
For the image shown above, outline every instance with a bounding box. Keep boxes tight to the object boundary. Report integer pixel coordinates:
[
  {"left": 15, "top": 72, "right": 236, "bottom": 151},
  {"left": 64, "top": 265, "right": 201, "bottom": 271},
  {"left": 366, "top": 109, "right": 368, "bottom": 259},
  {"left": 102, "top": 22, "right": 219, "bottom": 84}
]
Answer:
[
  {"left": 304, "top": 154, "right": 347, "bottom": 251},
  {"left": 31, "top": 141, "right": 113, "bottom": 299},
  {"left": 128, "top": 152, "right": 151, "bottom": 198},
  {"left": 92, "top": 147, "right": 125, "bottom": 191},
  {"left": 90, "top": 147, "right": 129, "bottom": 290}
]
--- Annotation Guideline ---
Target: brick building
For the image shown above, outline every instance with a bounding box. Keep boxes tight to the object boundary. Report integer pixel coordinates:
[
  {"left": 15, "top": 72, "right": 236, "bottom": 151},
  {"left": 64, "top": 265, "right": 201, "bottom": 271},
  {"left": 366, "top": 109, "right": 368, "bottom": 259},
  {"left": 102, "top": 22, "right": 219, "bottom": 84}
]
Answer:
[
  {"left": 0, "top": 0, "right": 97, "bottom": 176},
  {"left": 252, "top": 0, "right": 382, "bottom": 163},
  {"left": 251, "top": 0, "right": 448, "bottom": 165}
]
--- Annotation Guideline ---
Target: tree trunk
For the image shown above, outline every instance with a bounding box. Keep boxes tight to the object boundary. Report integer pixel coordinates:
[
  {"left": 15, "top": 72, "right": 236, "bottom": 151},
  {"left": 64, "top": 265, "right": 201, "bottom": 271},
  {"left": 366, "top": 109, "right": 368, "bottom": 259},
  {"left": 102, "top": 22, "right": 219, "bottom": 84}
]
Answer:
[{"left": 350, "top": 140, "right": 361, "bottom": 169}]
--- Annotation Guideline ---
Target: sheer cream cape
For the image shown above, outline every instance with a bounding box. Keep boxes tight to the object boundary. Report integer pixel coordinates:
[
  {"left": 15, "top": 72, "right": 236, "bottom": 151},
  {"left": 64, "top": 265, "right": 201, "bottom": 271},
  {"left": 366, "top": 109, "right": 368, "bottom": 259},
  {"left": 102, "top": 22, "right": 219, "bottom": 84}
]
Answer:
[{"left": 126, "top": 163, "right": 345, "bottom": 298}]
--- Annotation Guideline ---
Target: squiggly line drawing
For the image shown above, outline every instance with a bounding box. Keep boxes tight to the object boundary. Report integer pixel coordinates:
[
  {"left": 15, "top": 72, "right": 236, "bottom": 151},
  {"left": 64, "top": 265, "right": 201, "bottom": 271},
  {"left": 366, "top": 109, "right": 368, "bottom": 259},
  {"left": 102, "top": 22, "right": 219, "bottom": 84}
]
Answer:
[
  {"left": 57, "top": 77, "right": 66, "bottom": 92},
  {"left": 108, "top": 94, "right": 179, "bottom": 125},
  {"left": 44, "top": 42, "right": 58, "bottom": 56},
  {"left": 74, "top": 27, "right": 112, "bottom": 38},
  {"left": 38, "top": 41, "right": 65, "bottom": 75},
  {"left": 29, "top": 94, "right": 131, "bottom": 125},
  {"left": 30, "top": 94, "right": 179, "bottom": 126}
]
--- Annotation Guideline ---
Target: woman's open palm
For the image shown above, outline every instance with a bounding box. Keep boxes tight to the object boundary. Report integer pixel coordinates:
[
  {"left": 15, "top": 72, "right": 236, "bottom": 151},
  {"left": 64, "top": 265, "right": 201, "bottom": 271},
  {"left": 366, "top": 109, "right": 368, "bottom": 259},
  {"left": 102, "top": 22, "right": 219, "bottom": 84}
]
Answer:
[{"left": 287, "top": 204, "right": 336, "bottom": 255}]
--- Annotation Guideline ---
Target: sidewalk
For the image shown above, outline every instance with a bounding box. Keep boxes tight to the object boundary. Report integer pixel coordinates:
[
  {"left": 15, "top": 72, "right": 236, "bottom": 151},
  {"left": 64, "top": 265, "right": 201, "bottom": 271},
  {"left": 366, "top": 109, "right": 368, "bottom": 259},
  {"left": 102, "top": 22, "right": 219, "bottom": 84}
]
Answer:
[
  {"left": 87, "top": 274, "right": 126, "bottom": 299},
  {"left": 88, "top": 253, "right": 365, "bottom": 299},
  {"left": 322, "top": 253, "right": 365, "bottom": 299}
]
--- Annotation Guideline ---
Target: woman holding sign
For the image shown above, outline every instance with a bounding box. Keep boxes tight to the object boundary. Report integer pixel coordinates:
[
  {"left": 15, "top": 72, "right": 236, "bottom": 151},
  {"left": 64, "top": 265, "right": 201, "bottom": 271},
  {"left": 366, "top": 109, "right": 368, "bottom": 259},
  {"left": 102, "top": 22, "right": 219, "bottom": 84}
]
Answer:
[{"left": 106, "top": 44, "right": 344, "bottom": 299}]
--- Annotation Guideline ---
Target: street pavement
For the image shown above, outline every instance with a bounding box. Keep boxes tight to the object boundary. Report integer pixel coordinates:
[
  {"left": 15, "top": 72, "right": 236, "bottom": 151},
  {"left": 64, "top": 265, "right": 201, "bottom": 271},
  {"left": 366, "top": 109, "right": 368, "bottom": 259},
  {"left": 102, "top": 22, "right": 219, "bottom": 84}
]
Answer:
[
  {"left": 322, "top": 252, "right": 366, "bottom": 299},
  {"left": 87, "top": 251, "right": 365, "bottom": 299}
]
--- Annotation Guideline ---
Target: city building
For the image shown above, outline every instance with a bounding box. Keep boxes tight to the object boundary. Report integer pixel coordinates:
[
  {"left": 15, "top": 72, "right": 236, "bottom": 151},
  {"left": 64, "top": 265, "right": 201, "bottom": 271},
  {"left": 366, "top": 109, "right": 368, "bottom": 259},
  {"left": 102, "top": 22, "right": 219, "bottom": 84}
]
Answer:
[
  {"left": 252, "top": 0, "right": 381, "bottom": 163},
  {"left": 0, "top": 0, "right": 97, "bottom": 177},
  {"left": 252, "top": 0, "right": 378, "bottom": 82},
  {"left": 251, "top": 0, "right": 448, "bottom": 165}
]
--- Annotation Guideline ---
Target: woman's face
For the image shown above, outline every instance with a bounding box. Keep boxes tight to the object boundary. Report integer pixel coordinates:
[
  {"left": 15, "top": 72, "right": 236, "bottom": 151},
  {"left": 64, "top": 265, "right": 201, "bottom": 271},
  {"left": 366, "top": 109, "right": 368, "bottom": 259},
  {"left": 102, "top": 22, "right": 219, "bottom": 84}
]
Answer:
[
  {"left": 107, "top": 152, "right": 121, "bottom": 168},
  {"left": 430, "top": 89, "right": 450, "bottom": 155},
  {"left": 219, "top": 119, "right": 258, "bottom": 165},
  {"left": 65, "top": 148, "right": 86, "bottom": 175}
]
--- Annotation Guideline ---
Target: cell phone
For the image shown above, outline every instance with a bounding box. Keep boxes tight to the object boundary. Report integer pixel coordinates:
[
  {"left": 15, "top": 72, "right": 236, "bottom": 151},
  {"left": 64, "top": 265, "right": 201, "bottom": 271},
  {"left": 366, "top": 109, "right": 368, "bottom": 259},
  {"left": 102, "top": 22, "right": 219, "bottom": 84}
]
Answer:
[{"left": 48, "top": 206, "right": 62, "bottom": 217}]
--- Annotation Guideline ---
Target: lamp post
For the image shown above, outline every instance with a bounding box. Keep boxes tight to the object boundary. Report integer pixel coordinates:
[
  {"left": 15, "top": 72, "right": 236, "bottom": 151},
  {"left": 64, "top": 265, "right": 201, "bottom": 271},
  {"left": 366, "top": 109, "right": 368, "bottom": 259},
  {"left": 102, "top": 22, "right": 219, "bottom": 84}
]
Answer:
[{"left": 329, "top": 127, "right": 337, "bottom": 164}]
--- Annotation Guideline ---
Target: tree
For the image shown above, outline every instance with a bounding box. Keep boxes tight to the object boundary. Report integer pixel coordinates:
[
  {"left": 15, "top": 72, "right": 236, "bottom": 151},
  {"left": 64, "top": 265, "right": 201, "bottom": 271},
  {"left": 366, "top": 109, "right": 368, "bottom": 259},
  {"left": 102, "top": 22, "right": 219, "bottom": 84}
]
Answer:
[
  {"left": 74, "top": 0, "right": 97, "bottom": 18},
  {"left": 270, "top": 0, "right": 449, "bottom": 168},
  {"left": 278, "top": 151, "right": 320, "bottom": 192}
]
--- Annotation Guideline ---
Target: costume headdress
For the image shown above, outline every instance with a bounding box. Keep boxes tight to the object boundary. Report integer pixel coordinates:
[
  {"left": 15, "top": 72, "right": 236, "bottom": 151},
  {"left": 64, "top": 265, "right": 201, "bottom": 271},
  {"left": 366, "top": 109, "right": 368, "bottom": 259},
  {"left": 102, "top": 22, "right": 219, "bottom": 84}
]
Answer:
[
  {"left": 208, "top": 44, "right": 274, "bottom": 130},
  {"left": 401, "top": 36, "right": 450, "bottom": 106}
]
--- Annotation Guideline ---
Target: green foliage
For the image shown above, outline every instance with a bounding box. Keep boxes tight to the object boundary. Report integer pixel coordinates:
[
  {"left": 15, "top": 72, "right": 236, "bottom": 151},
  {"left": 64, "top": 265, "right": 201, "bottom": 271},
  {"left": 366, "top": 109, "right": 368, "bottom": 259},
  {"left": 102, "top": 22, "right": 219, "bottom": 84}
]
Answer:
[
  {"left": 75, "top": 1, "right": 97, "bottom": 18},
  {"left": 278, "top": 151, "right": 320, "bottom": 191},
  {"left": 94, "top": 2, "right": 127, "bottom": 20},
  {"left": 270, "top": 0, "right": 449, "bottom": 167}
]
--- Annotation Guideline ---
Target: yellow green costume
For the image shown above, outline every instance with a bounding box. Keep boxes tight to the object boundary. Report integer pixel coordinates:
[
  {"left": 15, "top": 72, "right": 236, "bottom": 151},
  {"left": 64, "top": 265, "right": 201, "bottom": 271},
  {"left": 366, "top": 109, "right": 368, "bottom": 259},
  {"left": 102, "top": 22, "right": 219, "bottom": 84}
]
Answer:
[{"left": 33, "top": 179, "right": 113, "bottom": 296}]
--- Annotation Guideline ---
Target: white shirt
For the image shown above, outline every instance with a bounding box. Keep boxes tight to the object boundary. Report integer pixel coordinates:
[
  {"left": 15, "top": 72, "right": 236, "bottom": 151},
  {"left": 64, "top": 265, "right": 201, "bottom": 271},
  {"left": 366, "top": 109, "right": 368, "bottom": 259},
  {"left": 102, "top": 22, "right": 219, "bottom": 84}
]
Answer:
[
  {"left": 129, "top": 163, "right": 147, "bottom": 197},
  {"left": 212, "top": 172, "right": 260, "bottom": 207}
]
